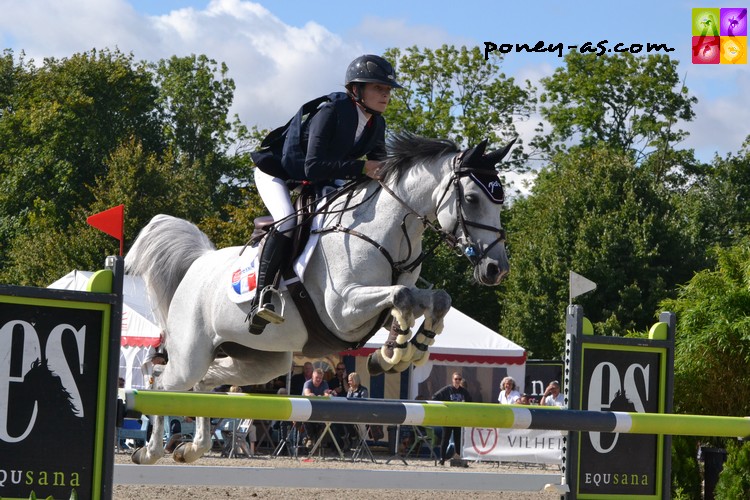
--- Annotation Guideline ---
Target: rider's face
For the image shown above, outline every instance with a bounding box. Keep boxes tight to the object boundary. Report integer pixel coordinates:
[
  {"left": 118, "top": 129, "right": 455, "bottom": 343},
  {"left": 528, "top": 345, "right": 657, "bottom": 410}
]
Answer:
[{"left": 360, "top": 83, "right": 391, "bottom": 114}]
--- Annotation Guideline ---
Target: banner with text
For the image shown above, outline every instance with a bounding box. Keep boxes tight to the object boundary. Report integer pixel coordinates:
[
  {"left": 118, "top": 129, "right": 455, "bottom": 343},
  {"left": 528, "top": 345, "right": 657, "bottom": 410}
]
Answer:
[{"left": 462, "top": 427, "right": 564, "bottom": 464}]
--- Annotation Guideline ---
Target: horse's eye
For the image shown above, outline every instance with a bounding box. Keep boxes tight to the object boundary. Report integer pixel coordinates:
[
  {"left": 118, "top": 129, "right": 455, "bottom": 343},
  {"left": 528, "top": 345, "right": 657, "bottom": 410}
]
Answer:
[{"left": 464, "top": 193, "right": 478, "bottom": 204}]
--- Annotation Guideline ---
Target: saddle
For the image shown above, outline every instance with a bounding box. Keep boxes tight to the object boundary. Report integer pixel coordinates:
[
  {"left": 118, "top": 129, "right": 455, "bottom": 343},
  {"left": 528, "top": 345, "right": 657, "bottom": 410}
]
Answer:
[{"left": 251, "top": 184, "right": 390, "bottom": 357}]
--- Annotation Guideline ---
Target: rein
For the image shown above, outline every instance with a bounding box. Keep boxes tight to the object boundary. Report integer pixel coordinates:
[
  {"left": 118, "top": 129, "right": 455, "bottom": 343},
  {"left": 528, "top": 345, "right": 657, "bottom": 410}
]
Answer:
[{"left": 312, "top": 150, "right": 507, "bottom": 281}]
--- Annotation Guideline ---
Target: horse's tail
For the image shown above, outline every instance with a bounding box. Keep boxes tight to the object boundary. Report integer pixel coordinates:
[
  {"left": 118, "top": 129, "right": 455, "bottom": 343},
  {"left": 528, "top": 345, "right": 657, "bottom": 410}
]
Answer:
[{"left": 125, "top": 214, "right": 215, "bottom": 328}]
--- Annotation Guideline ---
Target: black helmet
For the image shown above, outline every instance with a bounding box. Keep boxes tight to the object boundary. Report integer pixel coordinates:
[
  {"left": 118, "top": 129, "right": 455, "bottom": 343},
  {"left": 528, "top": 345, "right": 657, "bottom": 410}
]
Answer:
[{"left": 345, "top": 55, "right": 402, "bottom": 89}]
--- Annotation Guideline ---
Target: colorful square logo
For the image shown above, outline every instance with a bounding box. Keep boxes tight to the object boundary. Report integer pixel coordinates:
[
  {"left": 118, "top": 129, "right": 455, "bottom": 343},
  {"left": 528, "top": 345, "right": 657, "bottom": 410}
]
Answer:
[
  {"left": 721, "top": 8, "right": 747, "bottom": 36},
  {"left": 693, "top": 8, "right": 720, "bottom": 36},
  {"left": 692, "top": 8, "right": 747, "bottom": 64},
  {"left": 692, "top": 36, "right": 720, "bottom": 63},
  {"left": 721, "top": 36, "right": 747, "bottom": 63}
]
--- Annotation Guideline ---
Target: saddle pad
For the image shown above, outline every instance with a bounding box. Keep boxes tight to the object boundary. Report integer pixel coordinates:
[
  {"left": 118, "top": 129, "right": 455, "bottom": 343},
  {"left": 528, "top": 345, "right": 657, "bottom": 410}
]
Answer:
[
  {"left": 226, "top": 213, "right": 323, "bottom": 305},
  {"left": 227, "top": 245, "right": 261, "bottom": 304}
]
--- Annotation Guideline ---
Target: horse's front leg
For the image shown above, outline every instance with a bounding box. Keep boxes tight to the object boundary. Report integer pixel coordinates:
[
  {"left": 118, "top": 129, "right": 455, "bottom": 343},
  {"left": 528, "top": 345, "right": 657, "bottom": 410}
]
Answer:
[
  {"left": 404, "top": 288, "right": 452, "bottom": 367},
  {"left": 333, "top": 284, "right": 450, "bottom": 375},
  {"left": 131, "top": 415, "right": 166, "bottom": 464}
]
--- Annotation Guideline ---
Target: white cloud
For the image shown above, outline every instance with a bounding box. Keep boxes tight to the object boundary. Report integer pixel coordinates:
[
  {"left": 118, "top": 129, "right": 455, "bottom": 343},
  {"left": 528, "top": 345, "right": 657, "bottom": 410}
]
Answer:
[
  {"left": 351, "top": 16, "right": 473, "bottom": 51},
  {"left": 0, "top": 0, "right": 365, "bottom": 129},
  {"left": 681, "top": 68, "right": 750, "bottom": 161}
]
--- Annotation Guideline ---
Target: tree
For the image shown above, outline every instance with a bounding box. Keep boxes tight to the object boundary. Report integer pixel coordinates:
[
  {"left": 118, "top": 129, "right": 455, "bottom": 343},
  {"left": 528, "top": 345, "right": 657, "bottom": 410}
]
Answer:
[
  {"left": 677, "top": 136, "right": 750, "bottom": 252},
  {"left": 0, "top": 138, "right": 213, "bottom": 285},
  {"left": 660, "top": 242, "right": 750, "bottom": 418},
  {"left": 154, "top": 54, "right": 252, "bottom": 214},
  {"left": 383, "top": 45, "right": 535, "bottom": 171},
  {"left": 534, "top": 52, "right": 696, "bottom": 163},
  {"left": 500, "top": 145, "right": 692, "bottom": 358},
  {"left": 0, "top": 48, "right": 162, "bottom": 268}
]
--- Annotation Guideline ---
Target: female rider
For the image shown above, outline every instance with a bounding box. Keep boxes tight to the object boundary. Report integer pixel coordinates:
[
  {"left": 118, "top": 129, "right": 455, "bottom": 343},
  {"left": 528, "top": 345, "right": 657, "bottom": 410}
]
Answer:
[{"left": 249, "top": 55, "right": 402, "bottom": 334}]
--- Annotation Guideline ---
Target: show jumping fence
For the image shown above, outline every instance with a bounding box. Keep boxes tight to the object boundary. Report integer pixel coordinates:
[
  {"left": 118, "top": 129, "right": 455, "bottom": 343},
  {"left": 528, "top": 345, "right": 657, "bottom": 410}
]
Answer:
[{"left": 124, "top": 389, "right": 750, "bottom": 438}]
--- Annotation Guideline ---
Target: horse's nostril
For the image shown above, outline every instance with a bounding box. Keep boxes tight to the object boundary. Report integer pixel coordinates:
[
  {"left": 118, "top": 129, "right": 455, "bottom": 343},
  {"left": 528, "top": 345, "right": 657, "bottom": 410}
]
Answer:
[{"left": 487, "top": 263, "right": 499, "bottom": 277}]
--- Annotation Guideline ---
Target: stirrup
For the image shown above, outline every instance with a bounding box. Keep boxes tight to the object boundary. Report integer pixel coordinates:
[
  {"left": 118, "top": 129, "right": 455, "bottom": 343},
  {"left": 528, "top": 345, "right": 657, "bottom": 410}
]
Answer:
[{"left": 256, "top": 285, "right": 285, "bottom": 324}]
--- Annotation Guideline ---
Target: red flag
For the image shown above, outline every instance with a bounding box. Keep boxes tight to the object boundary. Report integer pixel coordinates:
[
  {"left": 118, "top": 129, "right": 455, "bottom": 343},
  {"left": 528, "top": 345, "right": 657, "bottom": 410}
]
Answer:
[{"left": 87, "top": 204, "right": 124, "bottom": 255}]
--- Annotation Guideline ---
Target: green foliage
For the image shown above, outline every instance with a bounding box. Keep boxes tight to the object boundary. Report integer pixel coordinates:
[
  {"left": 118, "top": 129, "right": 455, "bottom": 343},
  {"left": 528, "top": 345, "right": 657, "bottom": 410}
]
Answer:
[
  {"left": 676, "top": 137, "right": 750, "bottom": 253},
  {"left": 535, "top": 52, "right": 696, "bottom": 161},
  {"left": 671, "top": 435, "right": 702, "bottom": 499},
  {"left": 715, "top": 439, "right": 750, "bottom": 499},
  {"left": 383, "top": 45, "right": 534, "bottom": 171},
  {"left": 0, "top": 48, "right": 162, "bottom": 269},
  {"left": 501, "top": 145, "right": 692, "bottom": 358},
  {"left": 660, "top": 242, "right": 750, "bottom": 417},
  {"left": 0, "top": 48, "right": 257, "bottom": 285}
]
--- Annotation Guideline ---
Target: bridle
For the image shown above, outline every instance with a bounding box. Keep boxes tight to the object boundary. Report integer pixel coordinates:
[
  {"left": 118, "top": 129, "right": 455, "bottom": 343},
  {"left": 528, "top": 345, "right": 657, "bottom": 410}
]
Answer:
[
  {"left": 301, "top": 146, "right": 508, "bottom": 284},
  {"left": 434, "top": 150, "right": 507, "bottom": 266},
  {"left": 372, "top": 149, "right": 506, "bottom": 275}
]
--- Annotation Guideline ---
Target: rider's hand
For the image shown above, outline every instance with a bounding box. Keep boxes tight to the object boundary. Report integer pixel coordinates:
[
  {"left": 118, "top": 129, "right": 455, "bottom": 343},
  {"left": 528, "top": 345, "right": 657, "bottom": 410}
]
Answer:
[{"left": 363, "top": 160, "right": 384, "bottom": 180}]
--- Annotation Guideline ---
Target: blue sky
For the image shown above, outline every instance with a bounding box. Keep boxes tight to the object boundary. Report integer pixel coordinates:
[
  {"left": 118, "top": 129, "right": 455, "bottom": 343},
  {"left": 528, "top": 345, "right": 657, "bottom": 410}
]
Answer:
[{"left": 1, "top": 0, "right": 748, "bottom": 165}]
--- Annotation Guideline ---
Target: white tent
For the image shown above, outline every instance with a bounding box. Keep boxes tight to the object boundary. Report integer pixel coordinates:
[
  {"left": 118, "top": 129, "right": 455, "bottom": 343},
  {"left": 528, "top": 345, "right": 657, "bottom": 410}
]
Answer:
[
  {"left": 49, "top": 270, "right": 161, "bottom": 389},
  {"left": 346, "top": 307, "right": 527, "bottom": 401}
]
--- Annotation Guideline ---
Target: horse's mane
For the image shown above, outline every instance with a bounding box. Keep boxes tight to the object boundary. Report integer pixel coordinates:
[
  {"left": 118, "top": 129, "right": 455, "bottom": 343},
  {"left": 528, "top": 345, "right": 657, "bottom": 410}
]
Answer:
[{"left": 381, "top": 133, "right": 460, "bottom": 183}]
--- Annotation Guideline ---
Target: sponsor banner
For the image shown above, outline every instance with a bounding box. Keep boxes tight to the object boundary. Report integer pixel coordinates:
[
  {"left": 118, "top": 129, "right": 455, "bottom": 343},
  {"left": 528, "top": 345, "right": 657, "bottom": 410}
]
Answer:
[
  {"left": 577, "top": 346, "right": 664, "bottom": 497},
  {"left": 462, "top": 427, "right": 564, "bottom": 464}
]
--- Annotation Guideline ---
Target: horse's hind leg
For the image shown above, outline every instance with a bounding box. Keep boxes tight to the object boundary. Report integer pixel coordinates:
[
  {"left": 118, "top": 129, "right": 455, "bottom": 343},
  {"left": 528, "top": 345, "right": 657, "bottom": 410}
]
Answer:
[
  {"left": 172, "top": 413, "right": 213, "bottom": 464},
  {"left": 131, "top": 414, "right": 166, "bottom": 465},
  {"left": 170, "top": 352, "right": 291, "bottom": 464}
]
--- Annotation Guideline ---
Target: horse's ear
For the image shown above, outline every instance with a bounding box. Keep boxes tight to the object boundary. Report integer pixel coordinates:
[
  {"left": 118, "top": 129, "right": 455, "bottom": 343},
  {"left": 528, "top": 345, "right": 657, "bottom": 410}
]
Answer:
[
  {"left": 484, "top": 137, "right": 518, "bottom": 168},
  {"left": 462, "top": 139, "right": 489, "bottom": 166}
]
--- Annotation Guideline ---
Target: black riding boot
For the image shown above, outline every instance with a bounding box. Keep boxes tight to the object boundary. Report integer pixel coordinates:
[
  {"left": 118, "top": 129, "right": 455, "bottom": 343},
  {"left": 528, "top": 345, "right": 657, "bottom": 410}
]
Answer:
[{"left": 248, "top": 231, "right": 293, "bottom": 334}]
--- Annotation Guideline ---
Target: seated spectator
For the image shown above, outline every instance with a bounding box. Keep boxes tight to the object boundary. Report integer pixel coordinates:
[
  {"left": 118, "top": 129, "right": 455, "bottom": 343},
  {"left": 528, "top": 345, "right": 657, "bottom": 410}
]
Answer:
[
  {"left": 343, "top": 372, "right": 369, "bottom": 449},
  {"left": 302, "top": 368, "right": 331, "bottom": 447},
  {"left": 290, "top": 362, "right": 313, "bottom": 395},
  {"left": 540, "top": 380, "right": 565, "bottom": 407},
  {"left": 328, "top": 363, "right": 349, "bottom": 397},
  {"left": 498, "top": 376, "right": 521, "bottom": 404}
]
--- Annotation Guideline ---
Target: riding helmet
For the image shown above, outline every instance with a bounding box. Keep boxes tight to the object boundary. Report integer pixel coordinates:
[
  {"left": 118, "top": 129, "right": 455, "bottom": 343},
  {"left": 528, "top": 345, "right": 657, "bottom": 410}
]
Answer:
[{"left": 345, "top": 55, "right": 403, "bottom": 89}]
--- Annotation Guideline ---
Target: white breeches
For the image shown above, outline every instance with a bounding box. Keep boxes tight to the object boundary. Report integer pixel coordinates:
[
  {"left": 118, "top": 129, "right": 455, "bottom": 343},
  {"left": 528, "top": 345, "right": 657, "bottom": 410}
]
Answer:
[{"left": 254, "top": 168, "right": 296, "bottom": 233}]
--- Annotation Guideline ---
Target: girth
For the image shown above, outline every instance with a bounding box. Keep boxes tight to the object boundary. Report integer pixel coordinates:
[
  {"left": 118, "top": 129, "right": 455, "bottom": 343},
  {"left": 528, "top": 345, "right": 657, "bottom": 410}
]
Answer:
[{"left": 284, "top": 268, "right": 391, "bottom": 357}]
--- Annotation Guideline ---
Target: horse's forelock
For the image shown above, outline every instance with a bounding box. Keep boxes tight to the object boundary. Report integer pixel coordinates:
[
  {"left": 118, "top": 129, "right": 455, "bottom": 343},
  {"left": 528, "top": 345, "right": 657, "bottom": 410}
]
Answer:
[{"left": 382, "top": 133, "right": 459, "bottom": 182}]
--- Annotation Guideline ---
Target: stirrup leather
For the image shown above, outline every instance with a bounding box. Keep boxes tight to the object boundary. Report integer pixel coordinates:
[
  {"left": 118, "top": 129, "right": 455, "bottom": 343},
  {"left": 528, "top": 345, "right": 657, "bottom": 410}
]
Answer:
[{"left": 256, "top": 285, "right": 285, "bottom": 324}]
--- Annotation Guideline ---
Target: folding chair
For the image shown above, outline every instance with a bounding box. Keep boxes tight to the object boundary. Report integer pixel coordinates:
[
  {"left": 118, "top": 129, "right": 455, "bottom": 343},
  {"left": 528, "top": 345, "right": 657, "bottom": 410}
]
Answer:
[
  {"left": 221, "top": 419, "right": 254, "bottom": 458},
  {"left": 407, "top": 426, "right": 439, "bottom": 463},
  {"left": 350, "top": 424, "right": 376, "bottom": 463}
]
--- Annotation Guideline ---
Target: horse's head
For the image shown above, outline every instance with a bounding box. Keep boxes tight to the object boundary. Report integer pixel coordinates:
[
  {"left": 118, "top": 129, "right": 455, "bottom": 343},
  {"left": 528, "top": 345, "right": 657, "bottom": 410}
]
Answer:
[{"left": 434, "top": 138, "right": 514, "bottom": 285}]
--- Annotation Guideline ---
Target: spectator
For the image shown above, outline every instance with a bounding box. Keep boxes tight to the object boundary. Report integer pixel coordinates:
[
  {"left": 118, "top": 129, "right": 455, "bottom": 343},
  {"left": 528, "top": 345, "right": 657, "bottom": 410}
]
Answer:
[
  {"left": 498, "top": 376, "right": 521, "bottom": 404},
  {"left": 344, "top": 372, "right": 369, "bottom": 449},
  {"left": 302, "top": 368, "right": 331, "bottom": 447},
  {"left": 328, "top": 362, "right": 349, "bottom": 397},
  {"left": 432, "top": 371, "right": 472, "bottom": 465},
  {"left": 290, "top": 362, "right": 313, "bottom": 395},
  {"left": 540, "top": 380, "right": 565, "bottom": 407}
]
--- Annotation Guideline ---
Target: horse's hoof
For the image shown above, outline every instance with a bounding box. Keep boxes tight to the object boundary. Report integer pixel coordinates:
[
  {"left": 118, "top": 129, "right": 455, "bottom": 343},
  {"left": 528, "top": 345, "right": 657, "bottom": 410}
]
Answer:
[
  {"left": 173, "top": 443, "right": 188, "bottom": 463},
  {"left": 367, "top": 352, "right": 390, "bottom": 376},
  {"left": 387, "top": 360, "right": 411, "bottom": 373},
  {"left": 131, "top": 447, "right": 146, "bottom": 464}
]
